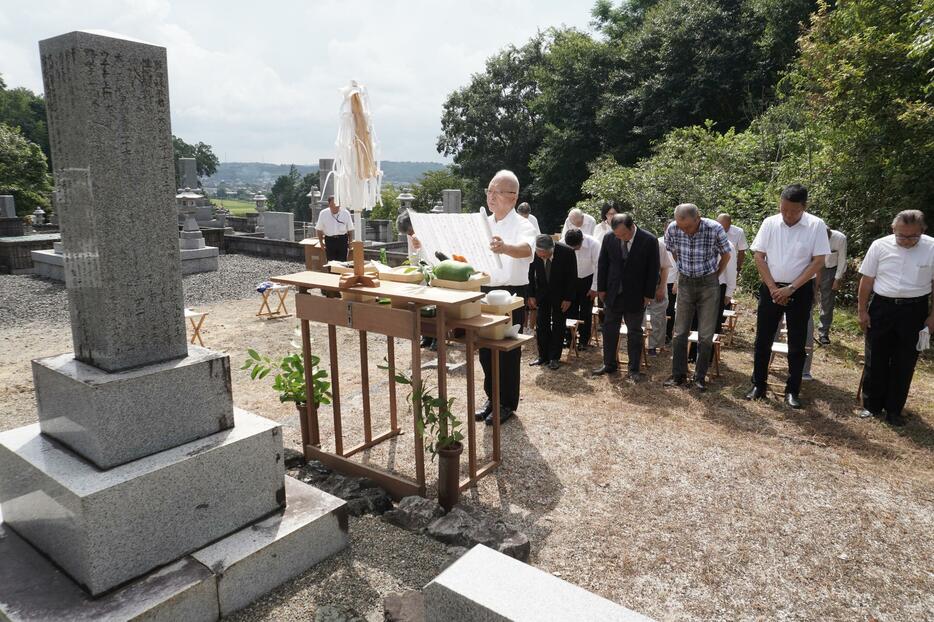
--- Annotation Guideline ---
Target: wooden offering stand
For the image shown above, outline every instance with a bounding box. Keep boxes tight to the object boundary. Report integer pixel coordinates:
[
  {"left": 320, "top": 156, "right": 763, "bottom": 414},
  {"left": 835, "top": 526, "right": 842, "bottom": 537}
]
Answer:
[{"left": 272, "top": 247, "right": 531, "bottom": 499}]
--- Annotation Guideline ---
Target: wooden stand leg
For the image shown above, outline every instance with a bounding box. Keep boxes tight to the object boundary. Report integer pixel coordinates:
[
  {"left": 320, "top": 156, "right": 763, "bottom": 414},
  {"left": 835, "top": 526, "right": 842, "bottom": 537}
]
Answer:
[
  {"left": 360, "top": 330, "right": 372, "bottom": 444},
  {"left": 492, "top": 351, "right": 501, "bottom": 463},
  {"left": 388, "top": 336, "right": 398, "bottom": 431},
  {"left": 466, "top": 331, "right": 477, "bottom": 483},
  {"left": 411, "top": 306, "right": 425, "bottom": 493},
  {"left": 300, "top": 311, "right": 320, "bottom": 451},
  {"left": 328, "top": 324, "right": 343, "bottom": 455}
]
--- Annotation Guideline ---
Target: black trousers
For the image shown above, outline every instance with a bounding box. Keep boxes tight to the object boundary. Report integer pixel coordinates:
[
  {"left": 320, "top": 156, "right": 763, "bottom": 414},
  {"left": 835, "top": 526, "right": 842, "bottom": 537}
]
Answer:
[
  {"left": 324, "top": 235, "right": 349, "bottom": 262},
  {"left": 863, "top": 295, "right": 929, "bottom": 416},
  {"left": 479, "top": 285, "right": 526, "bottom": 410},
  {"left": 752, "top": 280, "right": 814, "bottom": 395},
  {"left": 665, "top": 283, "right": 677, "bottom": 341},
  {"left": 535, "top": 296, "right": 566, "bottom": 362},
  {"left": 602, "top": 298, "right": 646, "bottom": 373},
  {"left": 568, "top": 274, "right": 594, "bottom": 346}
]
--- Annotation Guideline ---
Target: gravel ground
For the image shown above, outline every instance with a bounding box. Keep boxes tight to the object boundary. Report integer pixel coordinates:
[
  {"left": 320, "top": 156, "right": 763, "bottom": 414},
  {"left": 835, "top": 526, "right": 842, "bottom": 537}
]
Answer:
[{"left": 0, "top": 253, "right": 305, "bottom": 328}]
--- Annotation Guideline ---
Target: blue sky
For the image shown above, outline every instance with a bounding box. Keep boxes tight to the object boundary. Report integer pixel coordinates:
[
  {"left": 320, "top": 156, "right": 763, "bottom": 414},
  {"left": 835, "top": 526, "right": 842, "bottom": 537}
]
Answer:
[{"left": 1, "top": 0, "right": 594, "bottom": 163}]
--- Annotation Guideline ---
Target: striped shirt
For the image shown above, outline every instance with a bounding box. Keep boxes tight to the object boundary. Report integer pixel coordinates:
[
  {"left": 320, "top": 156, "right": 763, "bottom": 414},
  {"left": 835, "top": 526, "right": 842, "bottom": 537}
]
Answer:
[{"left": 664, "top": 218, "right": 730, "bottom": 278}]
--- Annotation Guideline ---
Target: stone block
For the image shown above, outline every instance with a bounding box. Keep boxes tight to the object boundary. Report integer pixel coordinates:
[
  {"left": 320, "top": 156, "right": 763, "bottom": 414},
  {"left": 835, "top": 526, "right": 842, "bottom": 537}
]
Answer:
[
  {"left": 179, "top": 157, "right": 199, "bottom": 189},
  {"left": 192, "top": 476, "right": 349, "bottom": 616},
  {"left": 40, "top": 31, "right": 188, "bottom": 372},
  {"left": 180, "top": 246, "right": 220, "bottom": 274},
  {"left": 31, "top": 248, "right": 65, "bottom": 281},
  {"left": 0, "top": 408, "right": 285, "bottom": 595},
  {"left": 0, "top": 195, "right": 15, "bottom": 218},
  {"left": 33, "top": 346, "right": 234, "bottom": 468},
  {"left": 423, "top": 545, "right": 655, "bottom": 622},
  {"left": 264, "top": 211, "right": 295, "bottom": 241},
  {"left": 180, "top": 230, "right": 206, "bottom": 250},
  {"left": 0, "top": 521, "right": 218, "bottom": 622}
]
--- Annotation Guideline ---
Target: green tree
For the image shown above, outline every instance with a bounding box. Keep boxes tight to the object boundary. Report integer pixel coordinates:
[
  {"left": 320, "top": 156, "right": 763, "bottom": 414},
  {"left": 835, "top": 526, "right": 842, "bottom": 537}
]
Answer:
[
  {"left": 268, "top": 166, "right": 319, "bottom": 220},
  {"left": 437, "top": 34, "right": 548, "bottom": 199},
  {"left": 172, "top": 135, "right": 220, "bottom": 185},
  {"left": 370, "top": 183, "right": 401, "bottom": 223},
  {"left": 411, "top": 167, "right": 469, "bottom": 212},
  {"left": 0, "top": 75, "right": 50, "bottom": 167},
  {"left": 0, "top": 123, "right": 53, "bottom": 216}
]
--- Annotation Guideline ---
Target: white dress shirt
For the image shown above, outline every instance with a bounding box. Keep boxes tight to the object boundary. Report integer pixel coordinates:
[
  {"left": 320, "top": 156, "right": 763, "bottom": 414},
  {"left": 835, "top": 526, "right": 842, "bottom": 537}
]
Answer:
[
  {"left": 593, "top": 221, "right": 611, "bottom": 242},
  {"left": 659, "top": 237, "right": 678, "bottom": 284},
  {"left": 751, "top": 212, "right": 831, "bottom": 283},
  {"left": 526, "top": 213, "right": 541, "bottom": 234},
  {"left": 658, "top": 237, "right": 673, "bottom": 280},
  {"left": 825, "top": 229, "right": 848, "bottom": 279},
  {"left": 316, "top": 208, "right": 354, "bottom": 236},
  {"left": 561, "top": 213, "right": 597, "bottom": 237},
  {"left": 718, "top": 241, "right": 737, "bottom": 296},
  {"left": 488, "top": 209, "right": 537, "bottom": 286},
  {"left": 574, "top": 233, "right": 600, "bottom": 279},
  {"left": 859, "top": 234, "right": 934, "bottom": 298}
]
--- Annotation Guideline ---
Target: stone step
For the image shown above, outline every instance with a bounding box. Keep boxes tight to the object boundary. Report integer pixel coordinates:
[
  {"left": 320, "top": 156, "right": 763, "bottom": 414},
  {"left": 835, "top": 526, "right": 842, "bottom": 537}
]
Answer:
[
  {"left": 33, "top": 346, "right": 234, "bottom": 469},
  {"left": 0, "top": 476, "right": 348, "bottom": 621},
  {"left": 0, "top": 409, "right": 285, "bottom": 596}
]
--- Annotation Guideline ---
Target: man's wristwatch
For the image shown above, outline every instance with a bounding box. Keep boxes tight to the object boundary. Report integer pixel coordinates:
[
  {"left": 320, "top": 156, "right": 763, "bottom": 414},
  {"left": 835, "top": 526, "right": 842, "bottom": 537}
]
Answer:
[{"left": 787, "top": 284, "right": 797, "bottom": 292}]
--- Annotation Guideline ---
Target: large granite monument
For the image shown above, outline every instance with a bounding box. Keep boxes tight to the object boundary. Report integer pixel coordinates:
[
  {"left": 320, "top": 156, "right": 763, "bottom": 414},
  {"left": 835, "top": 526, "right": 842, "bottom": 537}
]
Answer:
[
  {"left": 178, "top": 156, "right": 199, "bottom": 189},
  {"left": 0, "top": 31, "right": 347, "bottom": 620}
]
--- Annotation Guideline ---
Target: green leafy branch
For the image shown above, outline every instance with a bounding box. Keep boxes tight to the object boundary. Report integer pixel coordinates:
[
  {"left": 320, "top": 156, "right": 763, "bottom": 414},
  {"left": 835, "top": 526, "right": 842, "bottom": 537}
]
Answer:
[
  {"left": 378, "top": 359, "right": 463, "bottom": 459},
  {"left": 242, "top": 349, "right": 332, "bottom": 407}
]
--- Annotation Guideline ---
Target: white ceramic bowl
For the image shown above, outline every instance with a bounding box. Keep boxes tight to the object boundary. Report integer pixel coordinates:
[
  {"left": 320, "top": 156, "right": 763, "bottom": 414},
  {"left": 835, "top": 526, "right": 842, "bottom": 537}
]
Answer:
[
  {"left": 504, "top": 323, "right": 521, "bottom": 338},
  {"left": 486, "top": 289, "right": 511, "bottom": 305}
]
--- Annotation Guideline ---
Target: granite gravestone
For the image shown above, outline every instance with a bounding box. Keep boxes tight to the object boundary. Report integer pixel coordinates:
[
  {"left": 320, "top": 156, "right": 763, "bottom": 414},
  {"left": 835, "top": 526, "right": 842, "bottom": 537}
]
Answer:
[
  {"left": 179, "top": 156, "right": 199, "bottom": 189},
  {"left": 264, "top": 211, "right": 295, "bottom": 241},
  {"left": 0, "top": 195, "right": 16, "bottom": 218},
  {"left": 0, "top": 31, "right": 347, "bottom": 617}
]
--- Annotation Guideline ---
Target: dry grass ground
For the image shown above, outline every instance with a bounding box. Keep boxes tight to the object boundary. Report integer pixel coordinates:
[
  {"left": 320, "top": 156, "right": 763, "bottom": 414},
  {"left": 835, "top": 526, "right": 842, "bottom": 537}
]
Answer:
[{"left": 1, "top": 289, "right": 932, "bottom": 621}]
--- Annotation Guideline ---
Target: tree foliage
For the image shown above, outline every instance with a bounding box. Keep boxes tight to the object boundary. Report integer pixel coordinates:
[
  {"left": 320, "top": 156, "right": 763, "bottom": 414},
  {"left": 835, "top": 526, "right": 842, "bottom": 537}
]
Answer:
[
  {"left": 268, "top": 165, "right": 320, "bottom": 220},
  {"left": 0, "top": 123, "right": 53, "bottom": 216},
  {"left": 0, "top": 78, "right": 50, "bottom": 168},
  {"left": 172, "top": 135, "right": 220, "bottom": 185}
]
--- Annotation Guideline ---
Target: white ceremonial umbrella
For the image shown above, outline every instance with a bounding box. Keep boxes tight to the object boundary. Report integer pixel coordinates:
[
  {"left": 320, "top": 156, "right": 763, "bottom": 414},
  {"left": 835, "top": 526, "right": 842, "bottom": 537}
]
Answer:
[{"left": 332, "top": 80, "right": 382, "bottom": 241}]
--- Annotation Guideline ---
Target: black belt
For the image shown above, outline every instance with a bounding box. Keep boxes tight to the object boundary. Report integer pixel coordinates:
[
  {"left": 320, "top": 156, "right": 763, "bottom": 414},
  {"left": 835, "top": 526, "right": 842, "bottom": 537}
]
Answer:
[{"left": 874, "top": 293, "right": 929, "bottom": 305}]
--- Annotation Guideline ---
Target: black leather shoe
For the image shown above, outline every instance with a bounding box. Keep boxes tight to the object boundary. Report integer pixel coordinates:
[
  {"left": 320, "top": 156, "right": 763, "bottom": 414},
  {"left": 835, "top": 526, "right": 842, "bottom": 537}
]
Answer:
[
  {"left": 474, "top": 400, "right": 492, "bottom": 421},
  {"left": 591, "top": 365, "right": 618, "bottom": 376},
  {"left": 744, "top": 386, "right": 766, "bottom": 401},
  {"left": 886, "top": 411, "right": 906, "bottom": 427},
  {"left": 857, "top": 408, "right": 880, "bottom": 419},
  {"left": 529, "top": 358, "right": 546, "bottom": 366},
  {"left": 548, "top": 360, "right": 560, "bottom": 370},
  {"left": 693, "top": 377, "right": 707, "bottom": 392},
  {"left": 784, "top": 393, "right": 802, "bottom": 409},
  {"left": 626, "top": 371, "right": 646, "bottom": 383},
  {"left": 486, "top": 407, "right": 515, "bottom": 426},
  {"left": 663, "top": 375, "right": 687, "bottom": 387}
]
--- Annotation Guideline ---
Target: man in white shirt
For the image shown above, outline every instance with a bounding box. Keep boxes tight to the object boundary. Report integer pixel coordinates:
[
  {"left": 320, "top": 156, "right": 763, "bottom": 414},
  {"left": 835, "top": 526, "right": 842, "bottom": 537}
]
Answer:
[
  {"left": 516, "top": 202, "right": 541, "bottom": 234},
  {"left": 857, "top": 210, "right": 934, "bottom": 426},
  {"left": 475, "top": 170, "right": 537, "bottom": 426},
  {"left": 746, "top": 184, "right": 830, "bottom": 408},
  {"left": 646, "top": 236, "right": 672, "bottom": 355},
  {"left": 717, "top": 213, "right": 747, "bottom": 305},
  {"left": 563, "top": 229, "right": 600, "bottom": 349},
  {"left": 817, "top": 227, "right": 848, "bottom": 344},
  {"left": 560, "top": 208, "right": 596, "bottom": 237},
  {"left": 315, "top": 195, "right": 353, "bottom": 262}
]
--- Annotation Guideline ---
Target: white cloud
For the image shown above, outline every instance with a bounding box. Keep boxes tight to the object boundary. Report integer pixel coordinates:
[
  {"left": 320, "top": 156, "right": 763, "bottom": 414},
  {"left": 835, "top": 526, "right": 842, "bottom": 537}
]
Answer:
[{"left": 1, "top": 0, "right": 593, "bottom": 163}]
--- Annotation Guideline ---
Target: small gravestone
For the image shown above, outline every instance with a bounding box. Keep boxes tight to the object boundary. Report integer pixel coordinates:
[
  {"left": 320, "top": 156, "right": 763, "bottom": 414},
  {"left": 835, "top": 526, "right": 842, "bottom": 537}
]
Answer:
[
  {"left": 179, "top": 156, "right": 199, "bottom": 189},
  {"left": 442, "top": 189, "right": 462, "bottom": 214},
  {"left": 0, "top": 195, "right": 16, "bottom": 218},
  {"left": 0, "top": 195, "right": 23, "bottom": 237},
  {"left": 264, "top": 211, "right": 295, "bottom": 241}
]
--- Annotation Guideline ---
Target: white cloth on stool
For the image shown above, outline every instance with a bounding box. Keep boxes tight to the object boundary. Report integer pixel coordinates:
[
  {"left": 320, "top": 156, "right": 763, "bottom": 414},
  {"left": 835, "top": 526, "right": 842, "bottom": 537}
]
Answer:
[{"left": 918, "top": 326, "right": 931, "bottom": 352}]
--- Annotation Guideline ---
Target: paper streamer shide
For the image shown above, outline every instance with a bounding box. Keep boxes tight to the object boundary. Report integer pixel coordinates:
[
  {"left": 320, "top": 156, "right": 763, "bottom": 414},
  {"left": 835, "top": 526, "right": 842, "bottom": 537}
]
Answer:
[{"left": 329, "top": 80, "right": 383, "bottom": 240}]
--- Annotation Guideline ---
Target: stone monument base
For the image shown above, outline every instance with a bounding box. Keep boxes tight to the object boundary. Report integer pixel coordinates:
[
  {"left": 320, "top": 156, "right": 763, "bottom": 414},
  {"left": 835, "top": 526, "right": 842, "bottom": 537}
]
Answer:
[
  {"left": 180, "top": 246, "right": 219, "bottom": 274},
  {"left": 29, "top": 248, "right": 64, "bottom": 280},
  {"left": 0, "top": 476, "right": 348, "bottom": 621}
]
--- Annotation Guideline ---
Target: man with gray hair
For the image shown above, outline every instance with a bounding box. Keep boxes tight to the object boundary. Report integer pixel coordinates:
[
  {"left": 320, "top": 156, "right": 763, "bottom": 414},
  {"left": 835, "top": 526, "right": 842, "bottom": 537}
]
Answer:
[
  {"left": 857, "top": 209, "right": 934, "bottom": 426},
  {"left": 663, "top": 203, "right": 731, "bottom": 390},
  {"left": 561, "top": 207, "right": 597, "bottom": 237},
  {"left": 528, "top": 234, "right": 577, "bottom": 369},
  {"left": 475, "top": 170, "right": 537, "bottom": 426},
  {"left": 516, "top": 202, "right": 541, "bottom": 234}
]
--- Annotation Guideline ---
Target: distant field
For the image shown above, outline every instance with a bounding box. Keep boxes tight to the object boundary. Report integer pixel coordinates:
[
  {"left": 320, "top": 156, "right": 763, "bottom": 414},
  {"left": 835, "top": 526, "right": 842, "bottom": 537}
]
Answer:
[{"left": 212, "top": 199, "right": 256, "bottom": 215}]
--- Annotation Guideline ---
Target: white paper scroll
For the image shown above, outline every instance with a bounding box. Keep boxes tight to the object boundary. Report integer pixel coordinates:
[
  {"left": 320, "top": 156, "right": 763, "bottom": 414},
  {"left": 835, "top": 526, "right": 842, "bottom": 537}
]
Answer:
[{"left": 408, "top": 211, "right": 502, "bottom": 273}]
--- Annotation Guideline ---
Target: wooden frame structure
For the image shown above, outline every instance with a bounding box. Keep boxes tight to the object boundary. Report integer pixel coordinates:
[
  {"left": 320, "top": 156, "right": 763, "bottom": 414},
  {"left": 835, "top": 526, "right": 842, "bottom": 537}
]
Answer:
[{"left": 270, "top": 269, "right": 531, "bottom": 499}]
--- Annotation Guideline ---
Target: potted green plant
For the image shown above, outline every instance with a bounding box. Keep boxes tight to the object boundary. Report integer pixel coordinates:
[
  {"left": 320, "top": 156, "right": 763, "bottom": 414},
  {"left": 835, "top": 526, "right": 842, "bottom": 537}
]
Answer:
[
  {"left": 379, "top": 360, "right": 464, "bottom": 511},
  {"left": 242, "top": 348, "right": 332, "bottom": 419}
]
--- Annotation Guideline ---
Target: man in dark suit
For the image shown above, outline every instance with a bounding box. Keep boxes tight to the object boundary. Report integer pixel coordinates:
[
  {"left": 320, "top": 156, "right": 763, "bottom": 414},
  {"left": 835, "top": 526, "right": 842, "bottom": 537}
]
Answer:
[
  {"left": 593, "top": 213, "right": 660, "bottom": 380},
  {"left": 528, "top": 234, "right": 577, "bottom": 370}
]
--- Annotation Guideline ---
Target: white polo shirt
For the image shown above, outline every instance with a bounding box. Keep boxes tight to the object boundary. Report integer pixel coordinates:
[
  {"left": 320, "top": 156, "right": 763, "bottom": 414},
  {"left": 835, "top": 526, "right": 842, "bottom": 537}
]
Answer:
[
  {"left": 751, "top": 212, "right": 830, "bottom": 284},
  {"left": 488, "top": 209, "right": 537, "bottom": 287},
  {"left": 316, "top": 208, "right": 354, "bottom": 236},
  {"left": 658, "top": 237, "right": 678, "bottom": 285},
  {"left": 825, "top": 229, "right": 847, "bottom": 279},
  {"left": 573, "top": 233, "right": 600, "bottom": 279},
  {"left": 718, "top": 241, "right": 737, "bottom": 296},
  {"left": 593, "top": 221, "right": 611, "bottom": 242},
  {"left": 859, "top": 234, "right": 934, "bottom": 298},
  {"left": 526, "top": 213, "right": 541, "bottom": 234},
  {"left": 561, "top": 213, "right": 597, "bottom": 237}
]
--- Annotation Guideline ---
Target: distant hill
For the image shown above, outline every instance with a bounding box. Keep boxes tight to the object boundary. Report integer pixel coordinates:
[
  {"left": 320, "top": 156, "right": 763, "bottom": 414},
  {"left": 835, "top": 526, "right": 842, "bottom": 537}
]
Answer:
[{"left": 204, "top": 161, "right": 446, "bottom": 186}]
